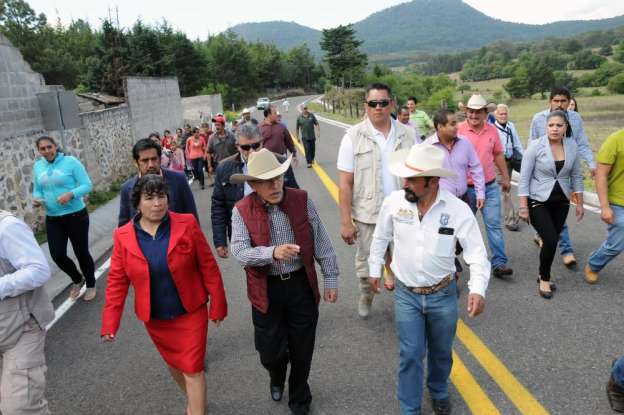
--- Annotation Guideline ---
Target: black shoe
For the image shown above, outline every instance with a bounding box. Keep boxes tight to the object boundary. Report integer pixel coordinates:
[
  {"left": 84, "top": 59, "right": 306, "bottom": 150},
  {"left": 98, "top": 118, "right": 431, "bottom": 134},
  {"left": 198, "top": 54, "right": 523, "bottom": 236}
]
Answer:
[
  {"left": 432, "top": 398, "right": 451, "bottom": 415},
  {"left": 307, "top": 163, "right": 312, "bottom": 168},
  {"left": 607, "top": 375, "right": 624, "bottom": 412},
  {"left": 289, "top": 403, "right": 310, "bottom": 415},
  {"left": 537, "top": 278, "right": 553, "bottom": 299},
  {"left": 270, "top": 384, "right": 284, "bottom": 402},
  {"left": 492, "top": 266, "right": 513, "bottom": 278}
]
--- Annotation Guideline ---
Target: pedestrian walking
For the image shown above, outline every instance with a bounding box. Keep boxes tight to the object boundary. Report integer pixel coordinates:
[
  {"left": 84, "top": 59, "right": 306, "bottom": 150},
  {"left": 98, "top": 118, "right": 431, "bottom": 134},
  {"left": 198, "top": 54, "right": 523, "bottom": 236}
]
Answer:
[
  {"left": 0, "top": 210, "right": 55, "bottom": 415},
  {"left": 186, "top": 128, "right": 208, "bottom": 190},
  {"left": 119, "top": 138, "right": 197, "bottom": 226},
  {"left": 168, "top": 140, "right": 186, "bottom": 172},
  {"left": 368, "top": 144, "right": 490, "bottom": 415},
  {"left": 283, "top": 99, "right": 290, "bottom": 113},
  {"left": 102, "top": 175, "right": 227, "bottom": 415},
  {"left": 493, "top": 104, "right": 524, "bottom": 231},
  {"left": 337, "top": 83, "right": 416, "bottom": 317},
  {"left": 529, "top": 86, "right": 596, "bottom": 268},
  {"left": 261, "top": 106, "right": 298, "bottom": 162},
  {"left": 397, "top": 105, "right": 422, "bottom": 143},
  {"left": 585, "top": 129, "right": 624, "bottom": 284},
  {"left": 241, "top": 108, "right": 259, "bottom": 125},
  {"left": 296, "top": 105, "right": 320, "bottom": 167},
  {"left": 207, "top": 115, "right": 237, "bottom": 170},
  {"left": 518, "top": 111, "right": 584, "bottom": 299},
  {"left": 32, "top": 136, "right": 97, "bottom": 301},
  {"left": 458, "top": 95, "right": 513, "bottom": 278},
  {"left": 406, "top": 96, "right": 433, "bottom": 139},
  {"left": 229, "top": 149, "right": 339, "bottom": 415}
]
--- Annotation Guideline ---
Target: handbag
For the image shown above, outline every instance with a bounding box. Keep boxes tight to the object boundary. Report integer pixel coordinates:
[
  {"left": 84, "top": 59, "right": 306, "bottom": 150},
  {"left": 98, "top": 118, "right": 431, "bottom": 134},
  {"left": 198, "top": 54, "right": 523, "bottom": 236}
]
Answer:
[{"left": 497, "top": 123, "right": 523, "bottom": 173}]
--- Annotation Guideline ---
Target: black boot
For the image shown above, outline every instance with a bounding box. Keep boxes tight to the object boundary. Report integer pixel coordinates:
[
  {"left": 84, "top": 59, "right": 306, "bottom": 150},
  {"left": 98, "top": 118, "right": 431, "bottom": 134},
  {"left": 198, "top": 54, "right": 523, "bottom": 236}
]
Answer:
[{"left": 607, "top": 375, "right": 624, "bottom": 413}]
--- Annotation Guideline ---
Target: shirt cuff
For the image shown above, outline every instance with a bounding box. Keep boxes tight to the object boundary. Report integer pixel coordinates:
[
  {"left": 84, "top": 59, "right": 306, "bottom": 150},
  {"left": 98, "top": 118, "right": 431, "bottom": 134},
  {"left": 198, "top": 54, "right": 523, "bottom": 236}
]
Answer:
[
  {"left": 323, "top": 274, "right": 338, "bottom": 290},
  {"left": 368, "top": 260, "right": 384, "bottom": 279}
]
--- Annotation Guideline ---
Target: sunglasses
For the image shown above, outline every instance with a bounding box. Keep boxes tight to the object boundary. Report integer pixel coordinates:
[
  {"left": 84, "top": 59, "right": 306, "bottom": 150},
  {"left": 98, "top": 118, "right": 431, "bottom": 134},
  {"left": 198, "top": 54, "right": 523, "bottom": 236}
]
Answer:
[
  {"left": 366, "top": 100, "right": 391, "bottom": 108},
  {"left": 239, "top": 142, "right": 261, "bottom": 151}
]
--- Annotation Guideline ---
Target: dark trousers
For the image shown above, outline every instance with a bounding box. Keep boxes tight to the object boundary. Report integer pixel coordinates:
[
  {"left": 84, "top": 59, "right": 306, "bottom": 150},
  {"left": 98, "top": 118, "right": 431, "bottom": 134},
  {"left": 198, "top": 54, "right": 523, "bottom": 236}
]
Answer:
[
  {"left": 46, "top": 208, "right": 95, "bottom": 287},
  {"left": 251, "top": 270, "right": 319, "bottom": 412},
  {"left": 190, "top": 158, "right": 204, "bottom": 187},
  {"left": 529, "top": 199, "right": 570, "bottom": 280},
  {"left": 302, "top": 139, "right": 316, "bottom": 164}
]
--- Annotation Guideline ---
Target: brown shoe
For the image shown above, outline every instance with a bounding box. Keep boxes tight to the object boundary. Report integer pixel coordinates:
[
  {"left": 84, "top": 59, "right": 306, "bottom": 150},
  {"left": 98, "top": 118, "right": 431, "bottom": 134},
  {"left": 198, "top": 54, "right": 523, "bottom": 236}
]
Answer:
[
  {"left": 83, "top": 287, "right": 96, "bottom": 301},
  {"left": 562, "top": 253, "right": 577, "bottom": 269},
  {"left": 584, "top": 264, "right": 599, "bottom": 284},
  {"left": 607, "top": 375, "right": 624, "bottom": 412}
]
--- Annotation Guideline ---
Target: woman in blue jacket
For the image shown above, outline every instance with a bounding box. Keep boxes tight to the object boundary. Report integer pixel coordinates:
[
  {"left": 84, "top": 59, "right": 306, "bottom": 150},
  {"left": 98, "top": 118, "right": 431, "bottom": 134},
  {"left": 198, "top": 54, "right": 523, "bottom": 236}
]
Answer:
[
  {"left": 518, "top": 111, "right": 585, "bottom": 299},
  {"left": 32, "top": 136, "right": 96, "bottom": 301}
]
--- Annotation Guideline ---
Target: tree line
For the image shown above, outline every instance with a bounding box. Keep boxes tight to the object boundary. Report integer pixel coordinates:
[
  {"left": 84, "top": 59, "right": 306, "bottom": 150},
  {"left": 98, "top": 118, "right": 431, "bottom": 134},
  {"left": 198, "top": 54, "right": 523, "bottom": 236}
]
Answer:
[{"left": 0, "top": 0, "right": 325, "bottom": 107}]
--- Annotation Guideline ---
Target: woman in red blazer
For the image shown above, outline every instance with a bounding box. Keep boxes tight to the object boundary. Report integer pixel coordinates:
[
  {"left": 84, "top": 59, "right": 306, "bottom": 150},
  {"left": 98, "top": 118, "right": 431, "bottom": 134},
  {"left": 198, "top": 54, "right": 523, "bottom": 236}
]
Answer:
[{"left": 101, "top": 175, "right": 227, "bottom": 415}]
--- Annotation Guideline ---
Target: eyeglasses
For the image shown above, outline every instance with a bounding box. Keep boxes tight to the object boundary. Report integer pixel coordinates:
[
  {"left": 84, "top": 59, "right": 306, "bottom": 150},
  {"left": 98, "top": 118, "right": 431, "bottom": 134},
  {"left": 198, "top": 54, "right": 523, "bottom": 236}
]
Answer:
[
  {"left": 366, "top": 100, "right": 391, "bottom": 108},
  {"left": 239, "top": 142, "right": 262, "bottom": 151}
]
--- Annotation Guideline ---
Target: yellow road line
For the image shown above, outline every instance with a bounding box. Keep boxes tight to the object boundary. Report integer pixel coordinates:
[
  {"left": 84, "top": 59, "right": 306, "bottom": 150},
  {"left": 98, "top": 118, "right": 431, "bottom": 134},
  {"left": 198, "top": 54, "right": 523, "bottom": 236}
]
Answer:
[
  {"left": 457, "top": 321, "right": 549, "bottom": 415},
  {"left": 450, "top": 351, "right": 501, "bottom": 414},
  {"left": 291, "top": 134, "right": 501, "bottom": 414}
]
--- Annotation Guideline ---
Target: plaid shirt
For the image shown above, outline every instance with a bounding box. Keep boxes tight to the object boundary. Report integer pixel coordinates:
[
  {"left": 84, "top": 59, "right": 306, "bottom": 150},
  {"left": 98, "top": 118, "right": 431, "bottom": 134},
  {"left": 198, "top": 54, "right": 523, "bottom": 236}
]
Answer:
[{"left": 231, "top": 198, "right": 339, "bottom": 289}]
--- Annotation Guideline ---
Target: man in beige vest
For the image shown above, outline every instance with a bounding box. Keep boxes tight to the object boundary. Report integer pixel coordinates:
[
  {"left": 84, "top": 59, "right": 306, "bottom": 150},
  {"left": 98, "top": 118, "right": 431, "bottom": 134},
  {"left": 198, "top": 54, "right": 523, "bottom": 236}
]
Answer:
[
  {"left": 0, "top": 210, "right": 55, "bottom": 414},
  {"left": 337, "top": 83, "right": 416, "bottom": 317}
]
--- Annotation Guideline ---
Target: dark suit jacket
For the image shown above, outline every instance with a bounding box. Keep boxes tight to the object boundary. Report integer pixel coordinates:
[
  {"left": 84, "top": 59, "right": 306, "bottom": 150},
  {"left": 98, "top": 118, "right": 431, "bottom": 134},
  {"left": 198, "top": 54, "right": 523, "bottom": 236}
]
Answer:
[
  {"left": 118, "top": 169, "right": 198, "bottom": 227},
  {"left": 101, "top": 212, "right": 227, "bottom": 336}
]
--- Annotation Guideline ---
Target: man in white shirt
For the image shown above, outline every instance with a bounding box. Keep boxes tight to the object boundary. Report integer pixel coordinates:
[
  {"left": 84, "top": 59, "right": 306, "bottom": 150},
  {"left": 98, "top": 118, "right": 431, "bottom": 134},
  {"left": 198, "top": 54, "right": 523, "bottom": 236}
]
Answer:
[
  {"left": 367, "top": 145, "right": 490, "bottom": 415},
  {"left": 337, "top": 83, "right": 416, "bottom": 318},
  {"left": 0, "top": 210, "right": 55, "bottom": 415}
]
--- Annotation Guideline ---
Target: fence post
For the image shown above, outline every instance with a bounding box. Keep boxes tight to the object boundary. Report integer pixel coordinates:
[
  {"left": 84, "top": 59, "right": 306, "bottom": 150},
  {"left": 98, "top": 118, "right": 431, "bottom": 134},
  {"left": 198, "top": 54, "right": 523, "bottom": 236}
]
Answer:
[{"left": 332, "top": 100, "right": 335, "bottom": 113}]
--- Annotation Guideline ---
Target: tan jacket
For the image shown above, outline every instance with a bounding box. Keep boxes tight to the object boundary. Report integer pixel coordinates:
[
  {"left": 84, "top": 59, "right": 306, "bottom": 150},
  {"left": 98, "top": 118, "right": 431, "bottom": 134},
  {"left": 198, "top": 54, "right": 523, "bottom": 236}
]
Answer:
[{"left": 348, "top": 119, "right": 415, "bottom": 224}]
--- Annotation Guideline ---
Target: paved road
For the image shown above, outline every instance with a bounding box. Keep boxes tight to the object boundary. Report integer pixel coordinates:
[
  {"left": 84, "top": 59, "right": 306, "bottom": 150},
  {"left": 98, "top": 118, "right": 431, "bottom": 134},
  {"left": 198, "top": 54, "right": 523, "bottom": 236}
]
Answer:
[{"left": 45, "top": 96, "right": 624, "bottom": 414}]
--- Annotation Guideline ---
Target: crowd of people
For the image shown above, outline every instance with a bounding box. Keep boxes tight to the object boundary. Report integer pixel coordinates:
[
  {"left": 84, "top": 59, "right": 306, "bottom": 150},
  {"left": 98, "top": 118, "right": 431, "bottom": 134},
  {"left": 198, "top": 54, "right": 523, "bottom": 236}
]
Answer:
[{"left": 0, "top": 82, "right": 622, "bottom": 415}]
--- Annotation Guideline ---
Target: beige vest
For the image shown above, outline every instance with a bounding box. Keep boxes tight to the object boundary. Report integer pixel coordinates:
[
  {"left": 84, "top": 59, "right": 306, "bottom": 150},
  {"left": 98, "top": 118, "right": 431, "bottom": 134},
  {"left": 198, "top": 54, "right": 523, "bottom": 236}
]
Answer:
[
  {"left": 0, "top": 211, "right": 54, "bottom": 346},
  {"left": 348, "top": 119, "right": 415, "bottom": 224}
]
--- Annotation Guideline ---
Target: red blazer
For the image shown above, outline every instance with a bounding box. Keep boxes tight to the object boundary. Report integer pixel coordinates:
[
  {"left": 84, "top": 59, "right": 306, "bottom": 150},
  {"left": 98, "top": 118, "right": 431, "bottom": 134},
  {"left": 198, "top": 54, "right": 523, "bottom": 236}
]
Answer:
[{"left": 101, "top": 212, "right": 227, "bottom": 336}]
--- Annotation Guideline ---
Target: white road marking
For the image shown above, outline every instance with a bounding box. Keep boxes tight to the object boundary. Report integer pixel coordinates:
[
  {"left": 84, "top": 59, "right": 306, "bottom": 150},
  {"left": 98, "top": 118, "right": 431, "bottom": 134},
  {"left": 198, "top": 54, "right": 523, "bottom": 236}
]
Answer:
[{"left": 46, "top": 257, "right": 111, "bottom": 331}]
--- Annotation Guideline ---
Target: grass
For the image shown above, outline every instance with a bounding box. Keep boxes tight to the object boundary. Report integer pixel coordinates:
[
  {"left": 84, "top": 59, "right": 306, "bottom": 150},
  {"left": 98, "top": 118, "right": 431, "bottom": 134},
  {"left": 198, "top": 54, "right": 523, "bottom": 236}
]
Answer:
[
  {"left": 308, "top": 102, "right": 362, "bottom": 125},
  {"left": 35, "top": 178, "right": 126, "bottom": 244}
]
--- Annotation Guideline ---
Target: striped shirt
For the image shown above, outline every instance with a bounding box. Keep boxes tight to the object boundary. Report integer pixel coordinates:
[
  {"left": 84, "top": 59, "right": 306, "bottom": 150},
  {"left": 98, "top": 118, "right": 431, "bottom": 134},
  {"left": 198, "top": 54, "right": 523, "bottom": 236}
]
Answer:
[{"left": 231, "top": 197, "right": 339, "bottom": 289}]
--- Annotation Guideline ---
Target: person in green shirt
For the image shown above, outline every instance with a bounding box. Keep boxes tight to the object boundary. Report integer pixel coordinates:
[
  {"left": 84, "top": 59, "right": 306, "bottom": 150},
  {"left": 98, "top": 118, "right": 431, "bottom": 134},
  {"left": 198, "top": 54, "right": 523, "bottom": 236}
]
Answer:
[
  {"left": 406, "top": 96, "right": 433, "bottom": 139},
  {"left": 585, "top": 129, "right": 624, "bottom": 284},
  {"left": 296, "top": 105, "right": 320, "bottom": 168}
]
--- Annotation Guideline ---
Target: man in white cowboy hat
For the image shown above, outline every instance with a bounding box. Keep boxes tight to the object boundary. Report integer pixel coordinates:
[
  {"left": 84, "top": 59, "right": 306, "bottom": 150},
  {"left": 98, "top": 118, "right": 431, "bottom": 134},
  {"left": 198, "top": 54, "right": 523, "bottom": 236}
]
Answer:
[
  {"left": 368, "top": 144, "right": 491, "bottom": 415},
  {"left": 458, "top": 94, "right": 513, "bottom": 278},
  {"left": 337, "top": 82, "right": 416, "bottom": 318},
  {"left": 241, "top": 107, "right": 259, "bottom": 125},
  {"left": 230, "top": 148, "right": 339, "bottom": 415}
]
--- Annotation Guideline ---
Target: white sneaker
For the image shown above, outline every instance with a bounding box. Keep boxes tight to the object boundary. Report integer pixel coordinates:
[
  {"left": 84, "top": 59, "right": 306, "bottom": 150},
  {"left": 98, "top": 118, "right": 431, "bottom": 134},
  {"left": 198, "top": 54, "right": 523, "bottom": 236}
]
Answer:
[{"left": 358, "top": 295, "right": 373, "bottom": 318}]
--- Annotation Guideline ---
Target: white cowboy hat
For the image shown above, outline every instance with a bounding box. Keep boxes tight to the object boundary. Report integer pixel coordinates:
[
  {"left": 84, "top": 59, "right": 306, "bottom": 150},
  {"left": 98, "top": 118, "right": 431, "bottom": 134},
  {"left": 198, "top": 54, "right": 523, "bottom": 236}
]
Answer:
[
  {"left": 389, "top": 145, "right": 456, "bottom": 179},
  {"left": 242, "top": 108, "right": 251, "bottom": 114},
  {"left": 465, "top": 94, "right": 488, "bottom": 110},
  {"left": 230, "top": 149, "right": 292, "bottom": 184}
]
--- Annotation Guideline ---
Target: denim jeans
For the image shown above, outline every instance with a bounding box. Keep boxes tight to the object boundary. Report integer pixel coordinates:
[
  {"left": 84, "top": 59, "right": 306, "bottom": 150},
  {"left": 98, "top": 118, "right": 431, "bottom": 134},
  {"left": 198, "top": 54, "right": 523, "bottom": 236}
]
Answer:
[
  {"left": 588, "top": 204, "right": 624, "bottom": 272},
  {"left": 558, "top": 224, "right": 574, "bottom": 255},
  {"left": 613, "top": 355, "right": 624, "bottom": 386},
  {"left": 394, "top": 279, "right": 458, "bottom": 415},
  {"left": 467, "top": 181, "right": 508, "bottom": 268}
]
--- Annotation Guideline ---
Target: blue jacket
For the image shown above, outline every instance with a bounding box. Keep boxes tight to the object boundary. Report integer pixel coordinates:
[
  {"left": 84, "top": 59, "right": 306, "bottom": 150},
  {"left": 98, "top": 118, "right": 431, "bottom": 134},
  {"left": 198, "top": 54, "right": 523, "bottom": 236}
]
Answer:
[
  {"left": 211, "top": 152, "right": 299, "bottom": 248},
  {"left": 32, "top": 153, "right": 93, "bottom": 217},
  {"left": 518, "top": 135, "right": 584, "bottom": 202},
  {"left": 118, "top": 169, "right": 198, "bottom": 227}
]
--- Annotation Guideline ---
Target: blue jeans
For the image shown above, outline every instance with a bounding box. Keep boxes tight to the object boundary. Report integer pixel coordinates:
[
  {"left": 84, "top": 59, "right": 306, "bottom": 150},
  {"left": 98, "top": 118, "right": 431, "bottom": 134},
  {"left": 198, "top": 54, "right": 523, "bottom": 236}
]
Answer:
[
  {"left": 394, "top": 279, "right": 458, "bottom": 415},
  {"left": 467, "top": 182, "right": 508, "bottom": 268},
  {"left": 558, "top": 224, "right": 574, "bottom": 255},
  {"left": 588, "top": 204, "right": 624, "bottom": 272},
  {"left": 613, "top": 356, "right": 624, "bottom": 386}
]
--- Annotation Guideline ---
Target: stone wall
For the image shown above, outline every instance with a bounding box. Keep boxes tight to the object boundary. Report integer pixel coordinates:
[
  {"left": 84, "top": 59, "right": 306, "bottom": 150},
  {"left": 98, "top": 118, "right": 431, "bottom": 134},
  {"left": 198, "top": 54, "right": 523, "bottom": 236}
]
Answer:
[
  {"left": 181, "top": 94, "right": 223, "bottom": 125},
  {"left": 125, "top": 76, "right": 183, "bottom": 139}
]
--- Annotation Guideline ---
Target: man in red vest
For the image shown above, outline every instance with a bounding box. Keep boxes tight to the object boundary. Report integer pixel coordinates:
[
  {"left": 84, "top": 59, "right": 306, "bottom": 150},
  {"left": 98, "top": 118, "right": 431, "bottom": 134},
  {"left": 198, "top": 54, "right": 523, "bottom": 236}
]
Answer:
[{"left": 230, "top": 149, "right": 339, "bottom": 415}]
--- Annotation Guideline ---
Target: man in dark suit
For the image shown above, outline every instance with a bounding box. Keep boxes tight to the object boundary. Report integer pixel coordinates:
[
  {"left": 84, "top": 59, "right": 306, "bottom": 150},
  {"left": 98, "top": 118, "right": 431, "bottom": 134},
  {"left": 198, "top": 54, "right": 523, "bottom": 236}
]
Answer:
[
  {"left": 211, "top": 122, "right": 299, "bottom": 258},
  {"left": 118, "top": 138, "right": 198, "bottom": 226}
]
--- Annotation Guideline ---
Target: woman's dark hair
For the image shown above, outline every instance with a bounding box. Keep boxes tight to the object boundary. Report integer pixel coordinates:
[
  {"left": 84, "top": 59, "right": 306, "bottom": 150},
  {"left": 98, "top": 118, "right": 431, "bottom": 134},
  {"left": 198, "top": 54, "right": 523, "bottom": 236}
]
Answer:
[
  {"left": 35, "top": 135, "right": 66, "bottom": 155},
  {"left": 547, "top": 110, "right": 573, "bottom": 138},
  {"left": 191, "top": 127, "right": 200, "bottom": 134},
  {"left": 132, "top": 138, "right": 162, "bottom": 161},
  {"left": 570, "top": 98, "right": 579, "bottom": 113},
  {"left": 131, "top": 174, "right": 169, "bottom": 210}
]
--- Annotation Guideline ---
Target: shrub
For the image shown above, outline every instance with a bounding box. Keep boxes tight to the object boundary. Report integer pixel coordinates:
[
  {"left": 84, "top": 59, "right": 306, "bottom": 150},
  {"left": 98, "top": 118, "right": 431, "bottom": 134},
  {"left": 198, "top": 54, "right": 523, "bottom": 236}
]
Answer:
[{"left": 607, "top": 73, "right": 624, "bottom": 94}]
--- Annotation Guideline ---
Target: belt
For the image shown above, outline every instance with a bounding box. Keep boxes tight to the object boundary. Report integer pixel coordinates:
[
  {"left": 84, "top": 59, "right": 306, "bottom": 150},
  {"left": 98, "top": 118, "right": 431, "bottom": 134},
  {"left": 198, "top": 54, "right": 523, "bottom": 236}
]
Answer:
[
  {"left": 269, "top": 268, "right": 304, "bottom": 281},
  {"left": 467, "top": 179, "right": 496, "bottom": 188},
  {"left": 399, "top": 274, "right": 453, "bottom": 295}
]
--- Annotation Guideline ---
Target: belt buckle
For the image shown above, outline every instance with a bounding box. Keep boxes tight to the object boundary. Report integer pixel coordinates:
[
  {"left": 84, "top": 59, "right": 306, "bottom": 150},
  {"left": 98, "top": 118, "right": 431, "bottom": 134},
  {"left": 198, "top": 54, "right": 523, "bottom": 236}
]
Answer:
[{"left": 280, "top": 273, "right": 291, "bottom": 281}]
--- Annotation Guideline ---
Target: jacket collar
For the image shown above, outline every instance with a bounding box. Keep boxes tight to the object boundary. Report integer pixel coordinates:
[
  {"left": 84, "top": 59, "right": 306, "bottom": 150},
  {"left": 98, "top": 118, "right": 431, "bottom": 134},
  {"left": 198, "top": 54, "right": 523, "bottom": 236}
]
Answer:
[{"left": 117, "top": 211, "right": 190, "bottom": 257}]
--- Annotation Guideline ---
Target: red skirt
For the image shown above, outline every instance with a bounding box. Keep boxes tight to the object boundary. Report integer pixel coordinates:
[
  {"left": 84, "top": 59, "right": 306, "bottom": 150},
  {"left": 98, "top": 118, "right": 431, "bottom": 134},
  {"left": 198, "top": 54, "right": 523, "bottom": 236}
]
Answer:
[{"left": 144, "top": 306, "right": 208, "bottom": 374}]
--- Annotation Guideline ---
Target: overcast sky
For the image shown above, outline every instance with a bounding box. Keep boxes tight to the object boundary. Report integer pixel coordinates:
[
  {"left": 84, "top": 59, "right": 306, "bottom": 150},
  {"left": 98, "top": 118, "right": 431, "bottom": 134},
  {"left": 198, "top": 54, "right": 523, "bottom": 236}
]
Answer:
[{"left": 28, "top": 0, "right": 624, "bottom": 40}]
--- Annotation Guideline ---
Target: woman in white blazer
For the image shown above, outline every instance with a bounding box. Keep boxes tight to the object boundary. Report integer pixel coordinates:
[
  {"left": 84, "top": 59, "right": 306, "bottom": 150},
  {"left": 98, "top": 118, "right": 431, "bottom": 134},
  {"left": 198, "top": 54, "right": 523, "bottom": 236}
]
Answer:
[{"left": 518, "top": 110, "right": 585, "bottom": 299}]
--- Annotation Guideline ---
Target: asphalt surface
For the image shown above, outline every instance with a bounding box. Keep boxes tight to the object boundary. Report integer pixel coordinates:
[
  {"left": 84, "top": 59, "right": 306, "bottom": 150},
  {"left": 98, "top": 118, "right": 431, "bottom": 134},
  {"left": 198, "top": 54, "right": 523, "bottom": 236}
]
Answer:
[{"left": 45, "top": 96, "right": 624, "bottom": 414}]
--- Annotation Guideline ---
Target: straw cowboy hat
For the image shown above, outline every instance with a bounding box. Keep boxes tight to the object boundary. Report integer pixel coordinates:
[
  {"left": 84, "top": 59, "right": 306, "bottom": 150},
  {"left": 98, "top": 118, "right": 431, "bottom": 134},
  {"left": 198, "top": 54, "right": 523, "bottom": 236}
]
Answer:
[
  {"left": 389, "top": 144, "right": 456, "bottom": 179},
  {"left": 465, "top": 94, "right": 488, "bottom": 110},
  {"left": 230, "top": 149, "right": 292, "bottom": 184}
]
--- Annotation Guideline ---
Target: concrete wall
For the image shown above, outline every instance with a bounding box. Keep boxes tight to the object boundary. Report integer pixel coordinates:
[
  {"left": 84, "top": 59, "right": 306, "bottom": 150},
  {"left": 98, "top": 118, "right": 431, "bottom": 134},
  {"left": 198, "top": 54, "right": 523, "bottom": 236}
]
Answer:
[
  {"left": 125, "top": 76, "right": 183, "bottom": 139},
  {"left": 181, "top": 94, "right": 223, "bottom": 125}
]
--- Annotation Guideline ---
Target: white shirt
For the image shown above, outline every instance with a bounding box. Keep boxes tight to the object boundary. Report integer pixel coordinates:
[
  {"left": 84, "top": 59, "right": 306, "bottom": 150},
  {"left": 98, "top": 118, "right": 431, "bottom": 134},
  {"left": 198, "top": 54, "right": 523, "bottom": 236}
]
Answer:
[
  {"left": 337, "top": 119, "right": 398, "bottom": 196},
  {"left": 242, "top": 162, "right": 253, "bottom": 196},
  {"left": 368, "top": 189, "right": 490, "bottom": 297},
  {"left": 0, "top": 215, "right": 51, "bottom": 300}
]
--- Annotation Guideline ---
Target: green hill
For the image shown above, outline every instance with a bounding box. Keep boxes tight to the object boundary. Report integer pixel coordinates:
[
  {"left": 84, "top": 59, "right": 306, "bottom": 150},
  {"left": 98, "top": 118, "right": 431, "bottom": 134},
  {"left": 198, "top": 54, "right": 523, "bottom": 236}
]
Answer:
[{"left": 229, "top": 21, "right": 323, "bottom": 58}]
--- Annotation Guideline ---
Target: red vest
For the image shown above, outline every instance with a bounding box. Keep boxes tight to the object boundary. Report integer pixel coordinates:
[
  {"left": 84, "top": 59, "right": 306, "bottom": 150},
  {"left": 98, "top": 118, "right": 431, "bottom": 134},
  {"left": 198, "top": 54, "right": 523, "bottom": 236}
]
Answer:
[{"left": 236, "top": 188, "right": 320, "bottom": 313}]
